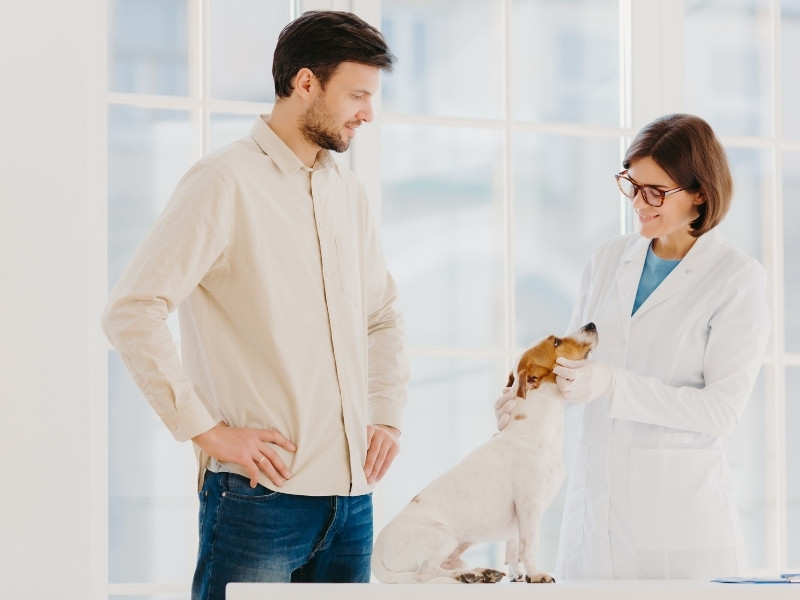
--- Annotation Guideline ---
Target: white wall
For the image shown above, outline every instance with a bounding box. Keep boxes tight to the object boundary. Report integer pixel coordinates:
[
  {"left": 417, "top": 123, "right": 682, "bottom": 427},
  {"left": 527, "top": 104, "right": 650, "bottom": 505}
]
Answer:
[{"left": 0, "top": 1, "right": 107, "bottom": 598}]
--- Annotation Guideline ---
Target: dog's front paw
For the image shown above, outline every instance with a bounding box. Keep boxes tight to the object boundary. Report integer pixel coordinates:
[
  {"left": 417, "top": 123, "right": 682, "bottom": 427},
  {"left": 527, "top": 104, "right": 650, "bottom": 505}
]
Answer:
[{"left": 525, "top": 572, "right": 555, "bottom": 584}]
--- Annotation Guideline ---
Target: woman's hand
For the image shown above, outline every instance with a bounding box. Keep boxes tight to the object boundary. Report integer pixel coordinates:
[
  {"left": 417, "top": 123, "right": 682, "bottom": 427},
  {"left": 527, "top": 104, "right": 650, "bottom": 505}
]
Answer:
[{"left": 554, "top": 358, "right": 616, "bottom": 403}]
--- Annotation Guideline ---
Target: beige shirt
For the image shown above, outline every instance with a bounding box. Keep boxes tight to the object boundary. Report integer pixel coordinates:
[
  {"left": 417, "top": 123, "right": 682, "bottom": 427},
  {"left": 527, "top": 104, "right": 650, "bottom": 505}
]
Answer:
[{"left": 102, "top": 116, "right": 408, "bottom": 496}]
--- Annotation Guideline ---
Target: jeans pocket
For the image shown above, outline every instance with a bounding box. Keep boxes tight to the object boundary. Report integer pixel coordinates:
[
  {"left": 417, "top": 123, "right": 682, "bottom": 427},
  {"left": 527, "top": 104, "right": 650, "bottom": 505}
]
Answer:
[
  {"left": 197, "top": 489, "right": 209, "bottom": 539},
  {"left": 221, "top": 472, "right": 281, "bottom": 502}
]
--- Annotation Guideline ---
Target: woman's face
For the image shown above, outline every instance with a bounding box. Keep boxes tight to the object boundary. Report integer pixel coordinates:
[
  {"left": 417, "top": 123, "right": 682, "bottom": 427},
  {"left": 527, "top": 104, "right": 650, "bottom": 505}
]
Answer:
[{"left": 627, "top": 156, "right": 705, "bottom": 257}]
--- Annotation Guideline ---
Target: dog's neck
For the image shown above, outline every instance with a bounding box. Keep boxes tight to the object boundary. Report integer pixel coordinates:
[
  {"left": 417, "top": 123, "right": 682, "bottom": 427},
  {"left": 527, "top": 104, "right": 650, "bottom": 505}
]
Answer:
[{"left": 503, "top": 381, "right": 565, "bottom": 446}]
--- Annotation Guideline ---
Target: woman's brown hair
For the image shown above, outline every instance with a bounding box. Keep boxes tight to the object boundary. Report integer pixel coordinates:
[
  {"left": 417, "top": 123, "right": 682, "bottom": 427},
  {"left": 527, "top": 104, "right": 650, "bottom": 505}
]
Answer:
[{"left": 623, "top": 113, "right": 733, "bottom": 237}]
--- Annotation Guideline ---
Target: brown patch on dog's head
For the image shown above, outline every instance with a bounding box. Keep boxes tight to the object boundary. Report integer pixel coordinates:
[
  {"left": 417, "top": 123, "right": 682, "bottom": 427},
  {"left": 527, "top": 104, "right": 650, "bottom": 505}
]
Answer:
[{"left": 508, "top": 323, "right": 598, "bottom": 399}]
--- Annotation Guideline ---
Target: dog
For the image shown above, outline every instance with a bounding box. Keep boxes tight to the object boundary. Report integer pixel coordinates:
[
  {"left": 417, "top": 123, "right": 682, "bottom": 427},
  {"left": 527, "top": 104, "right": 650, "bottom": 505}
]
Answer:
[{"left": 371, "top": 322, "right": 598, "bottom": 584}]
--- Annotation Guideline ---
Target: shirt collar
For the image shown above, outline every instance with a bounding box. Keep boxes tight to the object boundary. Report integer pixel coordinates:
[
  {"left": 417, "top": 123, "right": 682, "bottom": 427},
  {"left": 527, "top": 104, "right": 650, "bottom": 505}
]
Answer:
[{"left": 251, "top": 115, "right": 340, "bottom": 177}]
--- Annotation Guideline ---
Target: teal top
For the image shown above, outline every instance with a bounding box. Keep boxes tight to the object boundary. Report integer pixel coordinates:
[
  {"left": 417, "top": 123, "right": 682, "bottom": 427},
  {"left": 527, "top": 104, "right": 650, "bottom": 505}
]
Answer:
[{"left": 632, "top": 244, "right": 681, "bottom": 315}]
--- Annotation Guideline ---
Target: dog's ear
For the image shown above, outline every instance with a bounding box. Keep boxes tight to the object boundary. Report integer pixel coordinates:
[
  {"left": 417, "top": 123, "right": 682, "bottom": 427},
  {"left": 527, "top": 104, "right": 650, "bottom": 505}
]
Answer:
[
  {"left": 515, "top": 369, "right": 527, "bottom": 398},
  {"left": 506, "top": 372, "right": 515, "bottom": 388},
  {"left": 528, "top": 372, "right": 542, "bottom": 390},
  {"left": 523, "top": 365, "right": 550, "bottom": 395}
]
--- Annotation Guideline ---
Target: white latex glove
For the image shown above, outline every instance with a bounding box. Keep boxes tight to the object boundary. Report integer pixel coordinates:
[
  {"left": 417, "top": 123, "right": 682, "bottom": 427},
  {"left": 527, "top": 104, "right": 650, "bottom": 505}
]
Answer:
[
  {"left": 494, "top": 386, "right": 516, "bottom": 431},
  {"left": 553, "top": 358, "right": 616, "bottom": 403}
]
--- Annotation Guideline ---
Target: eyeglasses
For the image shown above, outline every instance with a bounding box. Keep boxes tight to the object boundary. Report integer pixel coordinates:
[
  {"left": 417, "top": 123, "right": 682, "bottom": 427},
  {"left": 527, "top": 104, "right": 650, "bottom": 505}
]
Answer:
[{"left": 615, "top": 171, "right": 684, "bottom": 207}]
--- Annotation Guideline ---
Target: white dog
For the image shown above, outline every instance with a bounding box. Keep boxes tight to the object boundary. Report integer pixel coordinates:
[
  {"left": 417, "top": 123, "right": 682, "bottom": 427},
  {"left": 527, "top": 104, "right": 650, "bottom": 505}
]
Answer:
[{"left": 371, "top": 323, "right": 598, "bottom": 584}]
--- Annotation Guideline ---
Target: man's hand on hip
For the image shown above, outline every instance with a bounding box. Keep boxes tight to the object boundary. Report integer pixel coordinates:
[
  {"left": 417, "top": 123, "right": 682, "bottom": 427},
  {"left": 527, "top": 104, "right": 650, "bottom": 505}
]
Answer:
[{"left": 192, "top": 422, "right": 296, "bottom": 489}]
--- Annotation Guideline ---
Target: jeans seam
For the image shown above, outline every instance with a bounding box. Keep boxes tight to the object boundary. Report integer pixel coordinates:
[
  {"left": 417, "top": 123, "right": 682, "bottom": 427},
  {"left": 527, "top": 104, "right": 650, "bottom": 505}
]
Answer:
[
  {"left": 206, "top": 477, "right": 224, "bottom": 600},
  {"left": 308, "top": 496, "right": 338, "bottom": 559}
]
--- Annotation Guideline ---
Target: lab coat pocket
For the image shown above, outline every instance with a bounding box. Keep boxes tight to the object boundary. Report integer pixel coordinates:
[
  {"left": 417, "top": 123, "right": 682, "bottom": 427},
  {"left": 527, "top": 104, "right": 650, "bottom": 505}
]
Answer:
[
  {"left": 561, "top": 442, "right": 590, "bottom": 546},
  {"left": 630, "top": 448, "right": 735, "bottom": 550}
]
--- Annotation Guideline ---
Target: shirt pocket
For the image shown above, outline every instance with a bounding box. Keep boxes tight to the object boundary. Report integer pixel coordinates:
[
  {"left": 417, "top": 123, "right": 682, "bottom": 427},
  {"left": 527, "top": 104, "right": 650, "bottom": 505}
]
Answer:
[
  {"left": 335, "top": 237, "right": 361, "bottom": 306},
  {"left": 629, "top": 448, "right": 735, "bottom": 550}
]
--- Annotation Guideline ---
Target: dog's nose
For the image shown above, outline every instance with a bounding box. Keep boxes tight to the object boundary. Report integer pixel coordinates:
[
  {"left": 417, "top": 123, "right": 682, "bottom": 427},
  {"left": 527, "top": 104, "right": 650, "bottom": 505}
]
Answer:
[{"left": 584, "top": 322, "right": 596, "bottom": 331}]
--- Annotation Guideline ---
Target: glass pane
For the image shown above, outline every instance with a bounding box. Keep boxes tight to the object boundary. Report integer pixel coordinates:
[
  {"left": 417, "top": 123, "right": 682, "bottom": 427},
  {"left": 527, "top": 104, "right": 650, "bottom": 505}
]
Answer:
[
  {"left": 782, "top": 0, "right": 800, "bottom": 140},
  {"left": 209, "top": 113, "right": 257, "bottom": 152},
  {"left": 108, "top": 0, "right": 189, "bottom": 96},
  {"left": 108, "top": 106, "right": 197, "bottom": 287},
  {"left": 108, "top": 105, "right": 199, "bottom": 583},
  {"left": 374, "top": 356, "right": 507, "bottom": 571},
  {"left": 684, "top": 0, "right": 773, "bottom": 138},
  {"left": 513, "top": 133, "right": 620, "bottom": 344},
  {"left": 381, "top": 0, "right": 505, "bottom": 119},
  {"left": 109, "top": 354, "right": 198, "bottom": 583},
  {"left": 719, "top": 146, "right": 770, "bottom": 263},
  {"left": 208, "top": 0, "right": 291, "bottom": 102},
  {"left": 512, "top": 0, "right": 619, "bottom": 126},
  {"left": 381, "top": 124, "right": 506, "bottom": 348},
  {"left": 785, "top": 150, "right": 800, "bottom": 353},
  {"left": 788, "top": 366, "right": 800, "bottom": 566},
  {"left": 728, "top": 370, "right": 768, "bottom": 569}
]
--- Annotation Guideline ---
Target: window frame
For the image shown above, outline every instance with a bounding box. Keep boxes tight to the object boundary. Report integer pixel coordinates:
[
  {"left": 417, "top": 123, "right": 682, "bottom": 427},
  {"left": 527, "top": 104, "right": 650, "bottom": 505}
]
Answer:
[{"left": 104, "top": 0, "right": 797, "bottom": 595}]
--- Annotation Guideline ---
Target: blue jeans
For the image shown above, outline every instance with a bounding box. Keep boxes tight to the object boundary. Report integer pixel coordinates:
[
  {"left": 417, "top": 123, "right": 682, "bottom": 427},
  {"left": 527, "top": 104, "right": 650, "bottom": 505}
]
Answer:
[{"left": 192, "top": 471, "right": 373, "bottom": 600}]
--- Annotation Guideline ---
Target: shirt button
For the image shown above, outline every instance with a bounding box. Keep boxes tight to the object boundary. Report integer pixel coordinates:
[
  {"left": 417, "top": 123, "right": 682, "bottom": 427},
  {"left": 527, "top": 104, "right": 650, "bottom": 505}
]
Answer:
[{"left": 170, "top": 424, "right": 177, "bottom": 431}]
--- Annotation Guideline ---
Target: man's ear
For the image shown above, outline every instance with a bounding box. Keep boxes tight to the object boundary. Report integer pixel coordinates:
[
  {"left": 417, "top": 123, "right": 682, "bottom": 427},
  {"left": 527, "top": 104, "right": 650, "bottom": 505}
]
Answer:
[{"left": 293, "top": 67, "right": 316, "bottom": 99}]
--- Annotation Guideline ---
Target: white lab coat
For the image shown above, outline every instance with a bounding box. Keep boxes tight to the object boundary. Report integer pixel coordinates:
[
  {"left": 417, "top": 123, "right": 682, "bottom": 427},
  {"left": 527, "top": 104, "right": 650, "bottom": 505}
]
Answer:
[{"left": 555, "top": 228, "right": 770, "bottom": 580}]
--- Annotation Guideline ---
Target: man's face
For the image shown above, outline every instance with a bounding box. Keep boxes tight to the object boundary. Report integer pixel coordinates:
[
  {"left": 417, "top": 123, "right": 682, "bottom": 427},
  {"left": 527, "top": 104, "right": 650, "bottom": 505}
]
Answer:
[{"left": 299, "top": 61, "right": 380, "bottom": 153}]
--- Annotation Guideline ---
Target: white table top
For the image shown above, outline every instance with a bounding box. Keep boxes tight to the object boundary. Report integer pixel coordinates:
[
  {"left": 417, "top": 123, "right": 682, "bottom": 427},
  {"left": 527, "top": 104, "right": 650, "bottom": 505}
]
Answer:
[{"left": 226, "top": 580, "right": 800, "bottom": 600}]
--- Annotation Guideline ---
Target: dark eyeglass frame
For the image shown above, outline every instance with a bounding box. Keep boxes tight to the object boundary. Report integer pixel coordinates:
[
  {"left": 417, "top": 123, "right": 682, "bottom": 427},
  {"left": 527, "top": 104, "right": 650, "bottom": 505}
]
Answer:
[{"left": 615, "top": 170, "right": 685, "bottom": 207}]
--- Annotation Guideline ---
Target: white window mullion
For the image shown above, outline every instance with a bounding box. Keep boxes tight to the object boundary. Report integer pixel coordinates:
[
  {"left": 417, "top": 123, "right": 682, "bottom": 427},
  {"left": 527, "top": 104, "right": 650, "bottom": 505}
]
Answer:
[
  {"left": 503, "top": 0, "right": 515, "bottom": 356},
  {"left": 767, "top": 0, "right": 787, "bottom": 572},
  {"left": 628, "top": 0, "right": 685, "bottom": 130},
  {"left": 191, "top": 0, "right": 209, "bottom": 159},
  {"left": 618, "top": 0, "right": 633, "bottom": 235},
  {"left": 346, "top": 0, "right": 383, "bottom": 222}
]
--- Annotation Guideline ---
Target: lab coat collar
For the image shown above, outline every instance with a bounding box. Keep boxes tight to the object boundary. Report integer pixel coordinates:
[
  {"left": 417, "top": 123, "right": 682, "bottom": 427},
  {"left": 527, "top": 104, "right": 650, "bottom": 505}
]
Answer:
[{"left": 618, "top": 228, "right": 725, "bottom": 322}]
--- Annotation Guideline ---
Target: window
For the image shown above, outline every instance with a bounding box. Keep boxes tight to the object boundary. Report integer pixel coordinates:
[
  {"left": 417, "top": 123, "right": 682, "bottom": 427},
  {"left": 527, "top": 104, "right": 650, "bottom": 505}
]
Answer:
[
  {"left": 106, "top": 0, "right": 800, "bottom": 595},
  {"left": 106, "top": 0, "right": 292, "bottom": 595}
]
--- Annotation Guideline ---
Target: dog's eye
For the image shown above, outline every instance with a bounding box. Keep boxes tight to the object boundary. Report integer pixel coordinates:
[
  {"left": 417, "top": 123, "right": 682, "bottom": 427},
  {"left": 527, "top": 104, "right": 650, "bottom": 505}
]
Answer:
[{"left": 553, "top": 338, "right": 562, "bottom": 347}]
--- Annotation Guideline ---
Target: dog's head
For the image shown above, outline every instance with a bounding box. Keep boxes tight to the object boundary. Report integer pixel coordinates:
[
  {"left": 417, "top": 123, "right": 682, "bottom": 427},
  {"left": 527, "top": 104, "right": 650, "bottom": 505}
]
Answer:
[{"left": 506, "top": 322, "right": 598, "bottom": 399}]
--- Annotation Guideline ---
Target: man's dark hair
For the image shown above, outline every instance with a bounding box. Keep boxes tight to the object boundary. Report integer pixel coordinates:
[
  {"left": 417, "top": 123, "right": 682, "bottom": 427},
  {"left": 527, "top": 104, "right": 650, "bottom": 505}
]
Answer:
[{"left": 272, "top": 10, "right": 395, "bottom": 98}]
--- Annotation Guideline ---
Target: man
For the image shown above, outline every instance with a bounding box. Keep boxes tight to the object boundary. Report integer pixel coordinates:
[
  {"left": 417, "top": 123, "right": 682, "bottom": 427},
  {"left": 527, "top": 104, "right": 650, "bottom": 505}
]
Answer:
[{"left": 102, "top": 11, "right": 408, "bottom": 598}]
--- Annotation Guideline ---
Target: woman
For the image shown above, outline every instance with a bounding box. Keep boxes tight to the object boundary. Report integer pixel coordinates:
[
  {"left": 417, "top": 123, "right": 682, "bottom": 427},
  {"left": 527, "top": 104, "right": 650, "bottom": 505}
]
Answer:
[{"left": 496, "top": 114, "right": 770, "bottom": 579}]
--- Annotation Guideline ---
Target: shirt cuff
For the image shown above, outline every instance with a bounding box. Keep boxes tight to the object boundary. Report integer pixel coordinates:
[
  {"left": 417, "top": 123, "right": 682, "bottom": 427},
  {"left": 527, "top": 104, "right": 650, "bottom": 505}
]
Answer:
[
  {"left": 369, "top": 399, "right": 405, "bottom": 434},
  {"left": 162, "top": 401, "right": 219, "bottom": 442}
]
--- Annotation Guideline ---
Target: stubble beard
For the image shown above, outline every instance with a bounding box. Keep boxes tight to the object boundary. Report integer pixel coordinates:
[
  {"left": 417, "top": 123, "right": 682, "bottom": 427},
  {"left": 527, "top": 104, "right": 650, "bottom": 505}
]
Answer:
[{"left": 299, "top": 94, "right": 350, "bottom": 153}]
